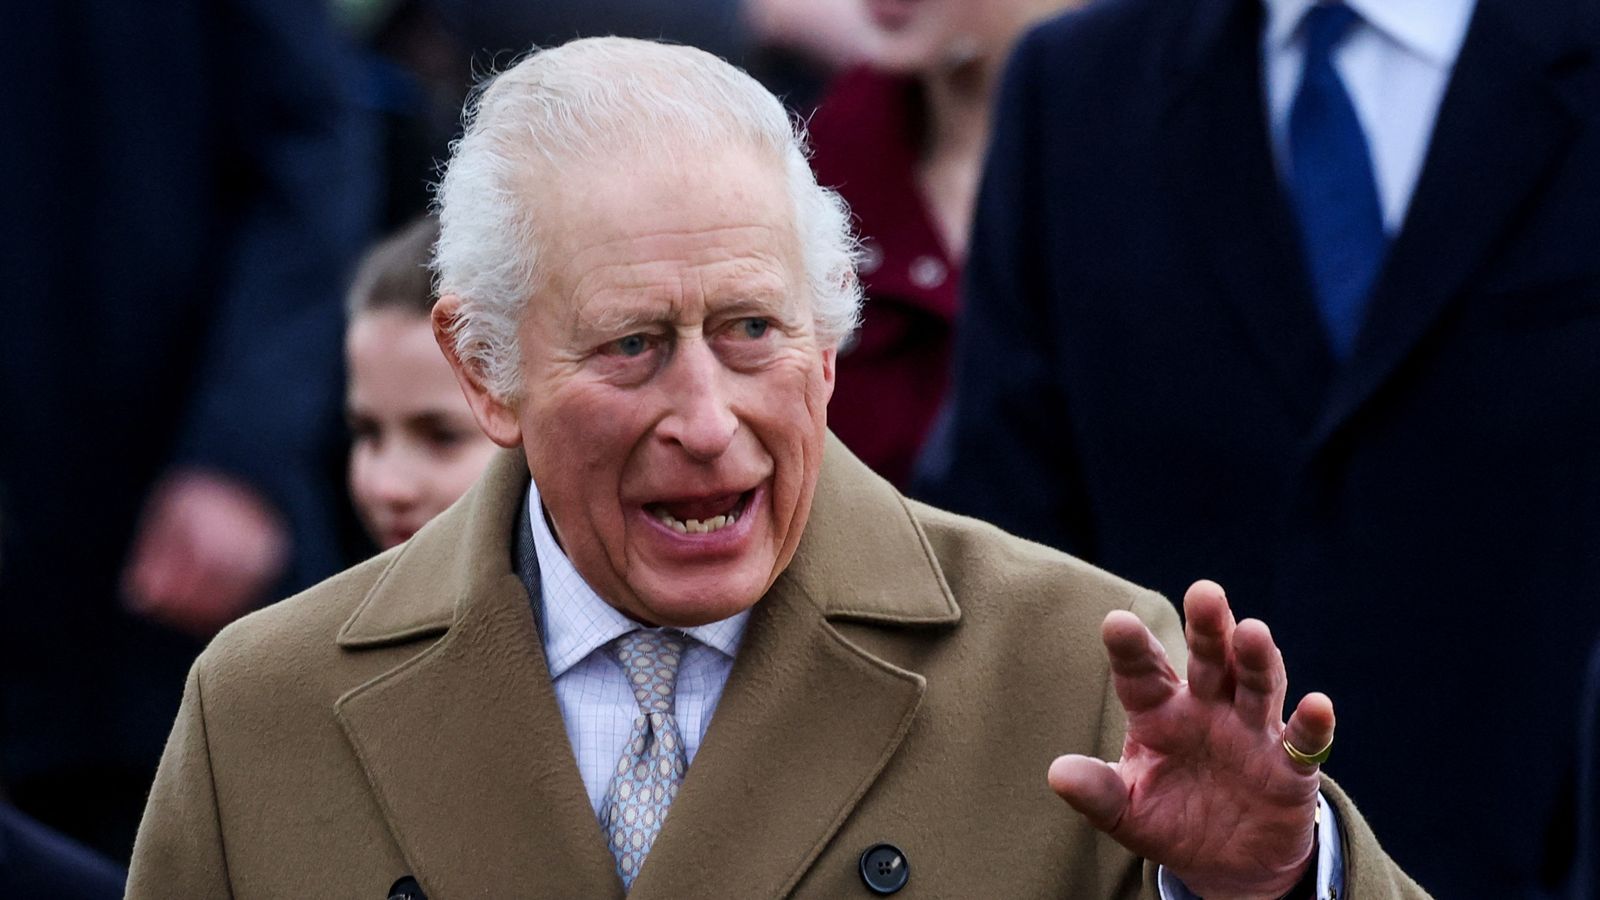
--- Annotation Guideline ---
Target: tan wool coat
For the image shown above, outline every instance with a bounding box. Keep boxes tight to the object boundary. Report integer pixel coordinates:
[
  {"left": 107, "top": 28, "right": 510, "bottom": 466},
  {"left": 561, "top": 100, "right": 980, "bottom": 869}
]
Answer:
[{"left": 128, "top": 439, "right": 1429, "bottom": 898}]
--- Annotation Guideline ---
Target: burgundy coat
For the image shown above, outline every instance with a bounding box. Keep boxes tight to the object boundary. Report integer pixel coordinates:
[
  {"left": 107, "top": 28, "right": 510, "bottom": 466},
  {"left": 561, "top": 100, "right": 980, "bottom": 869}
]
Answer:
[{"left": 809, "top": 68, "right": 960, "bottom": 488}]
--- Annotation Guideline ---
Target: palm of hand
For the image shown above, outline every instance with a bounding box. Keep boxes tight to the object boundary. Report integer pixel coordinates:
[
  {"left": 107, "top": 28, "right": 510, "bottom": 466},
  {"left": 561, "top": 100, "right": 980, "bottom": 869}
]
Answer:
[
  {"left": 1049, "top": 581, "right": 1332, "bottom": 900},
  {"left": 1114, "top": 687, "right": 1318, "bottom": 896}
]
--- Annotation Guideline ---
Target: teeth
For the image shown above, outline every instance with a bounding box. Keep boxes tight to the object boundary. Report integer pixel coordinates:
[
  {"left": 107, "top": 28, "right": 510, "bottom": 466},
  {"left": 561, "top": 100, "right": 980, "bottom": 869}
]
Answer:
[{"left": 652, "top": 507, "right": 739, "bottom": 534}]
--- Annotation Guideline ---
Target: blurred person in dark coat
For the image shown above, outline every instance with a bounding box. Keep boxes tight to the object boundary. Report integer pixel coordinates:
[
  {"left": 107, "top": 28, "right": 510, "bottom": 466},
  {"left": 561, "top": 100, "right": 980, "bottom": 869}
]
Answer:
[
  {"left": 0, "top": 0, "right": 375, "bottom": 861},
  {"left": 1575, "top": 640, "right": 1600, "bottom": 900},
  {"left": 916, "top": 0, "right": 1600, "bottom": 895},
  {"left": 0, "top": 513, "right": 126, "bottom": 899},
  {"left": 362, "top": 0, "right": 751, "bottom": 230},
  {"left": 0, "top": 803, "right": 125, "bottom": 900},
  {"left": 435, "top": 0, "right": 745, "bottom": 64},
  {"left": 358, "top": 0, "right": 853, "bottom": 233}
]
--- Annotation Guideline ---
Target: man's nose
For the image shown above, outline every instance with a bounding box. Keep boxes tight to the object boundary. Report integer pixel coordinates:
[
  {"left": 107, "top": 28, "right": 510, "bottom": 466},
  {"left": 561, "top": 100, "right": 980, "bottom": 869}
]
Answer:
[{"left": 656, "top": 339, "right": 738, "bottom": 461}]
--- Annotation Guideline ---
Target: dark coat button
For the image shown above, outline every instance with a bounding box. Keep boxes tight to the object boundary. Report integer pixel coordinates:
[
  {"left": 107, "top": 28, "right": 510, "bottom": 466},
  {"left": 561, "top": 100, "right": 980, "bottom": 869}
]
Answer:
[
  {"left": 859, "top": 843, "right": 910, "bottom": 894},
  {"left": 388, "top": 875, "right": 427, "bottom": 900}
]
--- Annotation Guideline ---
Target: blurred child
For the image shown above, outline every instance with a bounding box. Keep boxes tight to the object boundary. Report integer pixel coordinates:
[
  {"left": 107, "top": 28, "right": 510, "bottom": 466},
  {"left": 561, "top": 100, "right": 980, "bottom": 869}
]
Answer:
[{"left": 344, "top": 216, "right": 499, "bottom": 550}]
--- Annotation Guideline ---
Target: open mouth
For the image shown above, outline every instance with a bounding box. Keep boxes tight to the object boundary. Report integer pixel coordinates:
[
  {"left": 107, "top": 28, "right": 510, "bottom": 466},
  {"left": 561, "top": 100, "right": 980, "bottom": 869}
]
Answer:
[{"left": 645, "top": 490, "right": 754, "bottom": 535}]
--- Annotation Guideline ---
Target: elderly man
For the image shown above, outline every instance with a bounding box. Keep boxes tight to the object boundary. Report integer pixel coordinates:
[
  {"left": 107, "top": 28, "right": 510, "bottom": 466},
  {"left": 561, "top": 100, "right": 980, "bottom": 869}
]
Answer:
[{"left": 128, "top": 39, "right": 1423, "bottom": 899}]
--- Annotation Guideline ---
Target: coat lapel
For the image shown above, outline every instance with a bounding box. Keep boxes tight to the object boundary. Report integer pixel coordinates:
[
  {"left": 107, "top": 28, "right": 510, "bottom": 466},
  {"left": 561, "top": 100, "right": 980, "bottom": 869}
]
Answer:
[
  {"left": 334, "top": 452, "right": 623, "bottom": 899},
  {"left": 1162, "top": 0, "right": 1337, "bottom": 428},
  {"left": 1309, "top": 0, "right": 1590, "bottom": 446},
  {"left": 629, "top": 437, "right": 958, "bottom": 898}
]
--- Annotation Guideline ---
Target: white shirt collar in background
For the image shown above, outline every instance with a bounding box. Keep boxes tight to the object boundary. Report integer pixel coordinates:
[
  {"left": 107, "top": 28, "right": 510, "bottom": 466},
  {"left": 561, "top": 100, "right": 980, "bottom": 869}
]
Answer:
[
  {"left": 1260, "top": 0, "right": 1478, "bottom": 233},
  {"left": 1263, "top": 0, "right": 1474, "bottom": 66}
]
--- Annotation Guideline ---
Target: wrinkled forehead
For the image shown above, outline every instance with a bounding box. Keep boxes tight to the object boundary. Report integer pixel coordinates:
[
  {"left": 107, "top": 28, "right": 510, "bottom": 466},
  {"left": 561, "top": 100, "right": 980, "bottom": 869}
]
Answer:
[
  {"left": 527, "top": 139, "right": 797, "bottom": 238},
  {"left": 521, "top": 144, "right": 809, "bottom": 315}
]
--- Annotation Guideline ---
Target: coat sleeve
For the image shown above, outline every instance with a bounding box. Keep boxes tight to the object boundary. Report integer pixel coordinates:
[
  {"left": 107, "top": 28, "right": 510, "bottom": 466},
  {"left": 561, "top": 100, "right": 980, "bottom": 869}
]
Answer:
[
  {"left": 170, "top": 0, "right": 376, "bottom": 582},
  {"left": 126, "top": 661, "right": 233, "bottom": 899},
  {"left": 909, "top": 24, "right": 1098, "bottom": 558}
]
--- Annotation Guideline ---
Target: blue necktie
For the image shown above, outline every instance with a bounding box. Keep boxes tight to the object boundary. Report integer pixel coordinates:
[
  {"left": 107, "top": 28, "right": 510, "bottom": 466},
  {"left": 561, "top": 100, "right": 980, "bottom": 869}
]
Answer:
[{"left": 1286, "top": 2, "right": 1387, "bottom": 360}]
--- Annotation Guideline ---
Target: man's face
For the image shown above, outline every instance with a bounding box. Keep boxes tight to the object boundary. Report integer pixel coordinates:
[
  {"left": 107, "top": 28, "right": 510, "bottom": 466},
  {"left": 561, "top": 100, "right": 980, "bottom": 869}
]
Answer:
[{"left": 448, "top": 146, "right": 836, "bottom": 627}]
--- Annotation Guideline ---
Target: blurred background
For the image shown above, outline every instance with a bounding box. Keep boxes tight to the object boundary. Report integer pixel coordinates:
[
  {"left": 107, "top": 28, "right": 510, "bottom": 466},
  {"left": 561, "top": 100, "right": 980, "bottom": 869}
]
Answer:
[{"left": 1, "top": 0, "right": 1596, "bottom": 897}]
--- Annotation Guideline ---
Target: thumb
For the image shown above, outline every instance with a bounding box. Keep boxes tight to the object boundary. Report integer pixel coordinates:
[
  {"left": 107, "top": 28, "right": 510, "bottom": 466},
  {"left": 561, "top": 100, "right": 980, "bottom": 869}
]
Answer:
[{"left": 1048, "top": 754, "right": 1130, "bottom": 833}]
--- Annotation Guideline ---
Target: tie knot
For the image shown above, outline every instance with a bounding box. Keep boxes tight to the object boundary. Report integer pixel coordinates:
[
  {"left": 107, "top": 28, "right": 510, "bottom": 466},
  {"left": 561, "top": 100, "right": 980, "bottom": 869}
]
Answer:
[
  {"left": 1302, "top": 3, "right": 1359, "bottom": 60},
  {"left": 610, "top": 630, "right": 687, "bottom": 715}
]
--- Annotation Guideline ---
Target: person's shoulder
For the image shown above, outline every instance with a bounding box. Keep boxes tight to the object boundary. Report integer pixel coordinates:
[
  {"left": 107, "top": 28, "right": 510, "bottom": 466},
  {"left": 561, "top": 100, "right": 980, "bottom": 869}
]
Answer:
[
  {"left": 190, "top": 549, "right": 402, "bottom": 701},
  {"left": 898, "top": 497, "right": 1185, "bottom": 687},
  {"left": 906, "top": 497, "right": 1173, "bottom": 630}
]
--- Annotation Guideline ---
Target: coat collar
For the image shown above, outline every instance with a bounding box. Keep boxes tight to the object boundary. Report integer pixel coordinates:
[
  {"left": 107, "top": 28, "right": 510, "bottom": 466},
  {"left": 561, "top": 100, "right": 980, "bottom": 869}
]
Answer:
[
  {"left": 334, "top": 448, "right": 622, "bottom": 897},
  {"left": 333, "top": 449, "right": 528, "bottom": 648},
  {"left": 781, "top": 432, "right": 961, "bottom": 626},
  {"left": 334, "top": 435, "right": 955, "bottom": 897}
]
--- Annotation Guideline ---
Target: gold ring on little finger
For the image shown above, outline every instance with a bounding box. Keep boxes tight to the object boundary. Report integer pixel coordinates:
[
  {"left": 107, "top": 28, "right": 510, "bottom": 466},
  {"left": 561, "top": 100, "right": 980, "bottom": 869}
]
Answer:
[{"left": 1283, "top": 735, "right": 1334, "bottom": 767}]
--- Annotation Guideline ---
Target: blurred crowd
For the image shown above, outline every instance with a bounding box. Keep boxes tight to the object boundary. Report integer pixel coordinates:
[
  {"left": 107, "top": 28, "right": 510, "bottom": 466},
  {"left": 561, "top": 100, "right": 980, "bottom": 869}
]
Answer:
[{"left": 1, "top": 0, "right": 1596, "bottom": 897}]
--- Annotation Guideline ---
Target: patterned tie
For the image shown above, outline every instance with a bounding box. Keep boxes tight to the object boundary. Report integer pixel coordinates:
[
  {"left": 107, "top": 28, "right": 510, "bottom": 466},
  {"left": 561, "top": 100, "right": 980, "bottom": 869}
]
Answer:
[
  {"left": 1287, "top": 1, "right": 1388, "bottom": 360},
  {"left": 601, "top": 630, "right": 688, "bottom": 889}
]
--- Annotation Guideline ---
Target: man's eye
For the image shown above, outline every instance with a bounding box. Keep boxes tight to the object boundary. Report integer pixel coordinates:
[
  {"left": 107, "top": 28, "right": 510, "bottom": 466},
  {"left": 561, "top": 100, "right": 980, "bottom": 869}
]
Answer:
[
  {"left": 609, "top": 334, "right": 651, "bottom": 357},
  {"left": 739, "top": 318, "right": 770, "bottom": 339}
]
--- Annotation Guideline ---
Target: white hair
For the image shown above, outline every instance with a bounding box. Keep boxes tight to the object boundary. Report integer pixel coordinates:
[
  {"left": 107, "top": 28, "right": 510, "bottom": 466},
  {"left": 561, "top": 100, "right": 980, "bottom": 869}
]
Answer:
[{"left": 432, "top": 37, "right": 862, "bottom": 400}]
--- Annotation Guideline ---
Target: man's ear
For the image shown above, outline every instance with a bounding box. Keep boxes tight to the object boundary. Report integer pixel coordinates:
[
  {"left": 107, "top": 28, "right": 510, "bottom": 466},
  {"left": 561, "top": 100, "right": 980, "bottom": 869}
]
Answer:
[{"left": 433, "top": 294, "right": 524, "bottom": 449}]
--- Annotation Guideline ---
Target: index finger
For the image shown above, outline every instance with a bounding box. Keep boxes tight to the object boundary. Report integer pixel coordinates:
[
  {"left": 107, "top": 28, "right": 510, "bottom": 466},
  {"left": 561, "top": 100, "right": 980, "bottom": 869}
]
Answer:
[{"left": 1103, "top": 610, "right": 1182, "bottom": 714}]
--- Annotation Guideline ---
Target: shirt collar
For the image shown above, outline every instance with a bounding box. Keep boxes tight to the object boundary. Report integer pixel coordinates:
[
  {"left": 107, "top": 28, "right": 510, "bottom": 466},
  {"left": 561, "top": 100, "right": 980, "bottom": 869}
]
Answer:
[
  {"left": 1262, "top": 0, "right": 1477, "bottom": 67},
  {"left": 526, "top": 479, "right": 749, "bottom": 678}
]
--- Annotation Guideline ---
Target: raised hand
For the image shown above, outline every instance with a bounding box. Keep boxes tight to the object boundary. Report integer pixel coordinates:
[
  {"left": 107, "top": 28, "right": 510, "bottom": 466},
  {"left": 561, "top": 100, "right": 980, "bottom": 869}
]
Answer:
[{"left": 1049, "top": 580, "right": 1334, "bottom": 900}]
